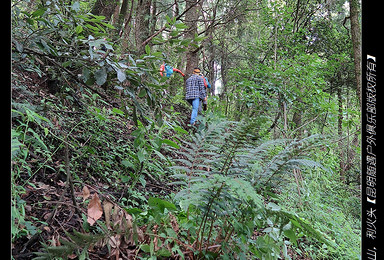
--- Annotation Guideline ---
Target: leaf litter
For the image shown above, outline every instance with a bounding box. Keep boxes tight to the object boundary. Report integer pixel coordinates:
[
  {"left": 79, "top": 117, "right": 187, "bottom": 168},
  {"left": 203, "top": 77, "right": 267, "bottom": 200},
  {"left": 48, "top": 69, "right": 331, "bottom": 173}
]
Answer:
[{"left": 87, "top": 193, "right": 103, "bottom": 226}]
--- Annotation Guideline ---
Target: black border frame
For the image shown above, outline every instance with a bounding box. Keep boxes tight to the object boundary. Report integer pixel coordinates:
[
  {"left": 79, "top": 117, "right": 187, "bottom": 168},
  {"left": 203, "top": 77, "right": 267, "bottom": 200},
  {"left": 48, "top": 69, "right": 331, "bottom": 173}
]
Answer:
[{"left": 361, "top": 1, "right": 380, "bottom": 259}]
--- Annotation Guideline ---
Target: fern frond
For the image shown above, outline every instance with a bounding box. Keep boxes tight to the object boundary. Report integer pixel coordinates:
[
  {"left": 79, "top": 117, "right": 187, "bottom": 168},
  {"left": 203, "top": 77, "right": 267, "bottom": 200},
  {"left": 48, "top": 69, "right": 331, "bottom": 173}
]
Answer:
[
  {"left": 286, "top": 159, "right": 331, "bottom": 173},
  {"left": 267, "top": 208, "right": 337, "bottom": 249},
  {"left": 33, "top": 230, "right": 102, "bottom": 260},
  {"left": 253, "top": 134, "right": 328, "bottom": 187},
  {"left": 168, "top": 117, "right": 332, "bottom": 257}
]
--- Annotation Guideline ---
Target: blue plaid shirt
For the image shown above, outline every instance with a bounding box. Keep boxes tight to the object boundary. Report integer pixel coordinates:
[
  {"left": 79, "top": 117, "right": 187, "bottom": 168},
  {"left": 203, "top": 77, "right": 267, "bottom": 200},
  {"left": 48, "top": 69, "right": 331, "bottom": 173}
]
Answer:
[{"left": 185, "top": 74, "right": 206, "bottom": 100}]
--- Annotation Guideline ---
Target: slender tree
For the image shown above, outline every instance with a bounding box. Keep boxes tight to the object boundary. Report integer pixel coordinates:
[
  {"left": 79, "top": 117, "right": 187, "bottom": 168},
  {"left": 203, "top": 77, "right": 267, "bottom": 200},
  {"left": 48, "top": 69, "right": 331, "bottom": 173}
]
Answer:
[
  {"left": 349, "top": 0, "right": 361, "bottom": 105},
  {"left": 184, "top": 0, "right": 200, "bottom": 75},
  {"left": 135, "top": 0, "right": 152, "bottom": 54},
  {"left": 91, "top": 0, "right": 119, "bottom": 21}
]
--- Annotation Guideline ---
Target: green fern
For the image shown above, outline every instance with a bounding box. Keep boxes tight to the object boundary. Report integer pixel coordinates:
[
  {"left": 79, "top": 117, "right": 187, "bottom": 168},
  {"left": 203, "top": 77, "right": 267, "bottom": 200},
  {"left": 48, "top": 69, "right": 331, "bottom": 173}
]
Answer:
[
  {"left": 169, "top": 116, "right": 335, "bottom": 258},
  {"left": 33, "top": 230, "right": 103, "bottom": 260},
  {"left": 251, "top": 134, "right": 328, "bottom": 188}
]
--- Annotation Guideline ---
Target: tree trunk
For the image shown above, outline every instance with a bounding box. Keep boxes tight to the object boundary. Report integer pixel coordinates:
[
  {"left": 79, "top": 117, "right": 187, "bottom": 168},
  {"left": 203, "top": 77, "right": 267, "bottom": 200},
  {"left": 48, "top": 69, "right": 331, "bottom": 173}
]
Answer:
[
  {"left": 118, "top": 0, "right": 129, "bottom": 26},
  {"left": 121, "top": 0, "right": 135, "bottom": 52},
  {"left": 291, "top": 85, "right": 303, "bottom": 138},
  {"left": 91, "top": 0, "right": 118, "bottom": 21},
  {"left": 337, "top": 86, "right": 345, "bottom": 181},
  {"left": 135, "top": 0, "right": 152, "bottom": 54},
  {"left": 349, "top": 0, "right": 361, "bottom": 105},
  {"left": 292, "top": 109, "right": 302, "bottom": 138},
  {"left": 173, "top": 0, "right": 180, "bottom": 17},
  {"left": 219, "top": 40, "right": 228, "bottom": 101},
  {"left": 184, "top": 0, "right": 200, "bottom": 75},
  {"left": 206, "top": 3, "right": 217, "bottom": 96},
  {"left": 150, "top": 0, "right": 157, "bottom": 36},
  {"left": 207, "top": 42, "right": 215, "bottom": 96}
]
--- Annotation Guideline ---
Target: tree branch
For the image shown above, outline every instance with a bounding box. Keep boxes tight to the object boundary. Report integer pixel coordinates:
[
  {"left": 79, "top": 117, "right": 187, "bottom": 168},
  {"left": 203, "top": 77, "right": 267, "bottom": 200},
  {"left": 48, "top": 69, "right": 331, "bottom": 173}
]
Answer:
[
  {"left": 141, "top": 0, "right": 203, "bottom": 47},
  {"left": 22, "top": 47, "right": 112, "bottom": 103}
]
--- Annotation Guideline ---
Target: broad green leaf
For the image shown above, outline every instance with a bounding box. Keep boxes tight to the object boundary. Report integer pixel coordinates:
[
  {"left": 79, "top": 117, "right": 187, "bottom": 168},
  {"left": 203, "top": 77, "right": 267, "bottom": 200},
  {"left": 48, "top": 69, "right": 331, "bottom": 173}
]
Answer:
[
  {"left": 71, "top": 1, "right": 80, "bottom": 12},
  {"left": 162, "top": 139, "right": 180, "bottom": 149},
  {"left": 145, "top": 45, "right": 150, "bottom": 55},
  {"left": 112, "top": 107, "right": 124, "bottom": 115},
  {"left": 284, "top": 229, "right": 297, "bottom": 246},
  {"left": 101, "top": 22, "right": 115, "bottom": 29},
  {"left": 124, "top": 207, "right": 143, "bottom": 215},
  {"left": 75, "top": 25, "right": 83, "bottom": 34},
  {"left": 140, "top": 244, "right": 150, "bottom": 253},
  {"left": 165, "top": 15, "right": 172, "bottom": 24},
  {"left": 157, "top": 248, "right": 172, "bottom": 257},
  {"left": 117, "top": 69, "right": 126, "bottom": 82},
  {"left": 94, "top": 67, "right": 107, "bottom": 85},
  {"left": 31, "top": 8, "right": 47, "bottom": 17},
  {"left": 267, "top": 202, "right": 281, "bottom": 211},
  {"left": 13, "top": 40, "right": 23, "bottom": 52},
  {"left": 62, "top": 60, "right": 72, "bottom": 67},
  {"left": 82, "top": 67, "right": 90, "bottom": 83},
  {"left": 138, "top": 88, "right": 147, "bottom": 98},
  {"left": 137, "top": 149, "right": 146, "bottom": 163},
  {"left": 173, "top": 126, "right": 188, "bottom": 134},
  {"left": 11, "top": 132, "right": 23, "bottom": 159},
  {"left": 175, "top": 22, "right": 188, "bottom": 29},
  {"left": 148, "top": 197, "right": 176, "bottom": 213}
]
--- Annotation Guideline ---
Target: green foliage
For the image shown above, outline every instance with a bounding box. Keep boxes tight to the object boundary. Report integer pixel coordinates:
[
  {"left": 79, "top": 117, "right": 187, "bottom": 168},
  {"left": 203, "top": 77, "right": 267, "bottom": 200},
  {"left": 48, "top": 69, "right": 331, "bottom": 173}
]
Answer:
[
  {"left": 12, "top": 0, "right": 360, "bottom": 259},
  {"left": 12, "top": 0, "right": 167, "bottom": 128},
  {"left": 33, "top": 230, "right": 103, "bottom": 260},
  {"left": 226, "top": 51, "right": 333, "bottom": 124},
  {"left": 11, "top": 107, "right": 53, "bottom": 242},
  {"left": 279, "top": 167, "right": 361, "bottom": 259},
  {"left": 170, "top": 116, "right": 334, "bottom": 259}
]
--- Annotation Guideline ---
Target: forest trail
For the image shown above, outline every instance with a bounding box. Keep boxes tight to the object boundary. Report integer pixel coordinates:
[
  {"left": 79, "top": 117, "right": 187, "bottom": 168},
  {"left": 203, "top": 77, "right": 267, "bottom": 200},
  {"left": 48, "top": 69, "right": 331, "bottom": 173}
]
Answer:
[
  {"left": 12, "top": 0, "right": 361, "bottom": 259},
  {"left": 11, "top": 67, "right": 321, "bottom": 260}
]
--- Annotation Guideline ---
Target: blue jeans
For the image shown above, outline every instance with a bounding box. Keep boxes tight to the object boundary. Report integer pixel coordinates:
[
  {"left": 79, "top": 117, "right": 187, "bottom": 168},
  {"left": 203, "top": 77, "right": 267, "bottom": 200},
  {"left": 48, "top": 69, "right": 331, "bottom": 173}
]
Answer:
[{"left": 187, "top": 98, "right": 200, "bottom": 124}]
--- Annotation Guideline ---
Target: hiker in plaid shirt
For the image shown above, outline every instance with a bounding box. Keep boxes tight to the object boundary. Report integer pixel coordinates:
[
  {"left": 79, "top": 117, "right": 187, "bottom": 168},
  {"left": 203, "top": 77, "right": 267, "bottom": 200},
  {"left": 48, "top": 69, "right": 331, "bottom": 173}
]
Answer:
[{"left": 185, "top": 68, "right": 207, "bottom": 125}]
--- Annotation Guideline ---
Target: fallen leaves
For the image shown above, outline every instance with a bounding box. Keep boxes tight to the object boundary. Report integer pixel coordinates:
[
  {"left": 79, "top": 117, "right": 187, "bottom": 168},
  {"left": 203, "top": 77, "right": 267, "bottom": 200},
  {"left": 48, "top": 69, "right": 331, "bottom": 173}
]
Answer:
[
  {"left": 24, "top": 182, "right": 184, "bottom": 259},
  {"left": 83, "top": 191, "right": 144, "bottom": 259},
  {"left": 102, "top": 199, "right": 113, "bottom": 228},
  {"left": 87, "top": 193, "right": 103, "bottom": 226},
  {"left": 82, "top": 185, "right": 90, "bottom": 201},
  {"left": 83, "top": 187, "right": 143, "bottom": 255}
]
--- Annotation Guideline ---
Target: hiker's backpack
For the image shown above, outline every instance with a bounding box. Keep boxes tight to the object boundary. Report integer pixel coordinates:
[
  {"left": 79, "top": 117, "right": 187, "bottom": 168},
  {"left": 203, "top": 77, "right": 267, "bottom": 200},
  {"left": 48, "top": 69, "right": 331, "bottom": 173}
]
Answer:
[{"left": 201, "top": 76, "right": 211, "bottom": 89}]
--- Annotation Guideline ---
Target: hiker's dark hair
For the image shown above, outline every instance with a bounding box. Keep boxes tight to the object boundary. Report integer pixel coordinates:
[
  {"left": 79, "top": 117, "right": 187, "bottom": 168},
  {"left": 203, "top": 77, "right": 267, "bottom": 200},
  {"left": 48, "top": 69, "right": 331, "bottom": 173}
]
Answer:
[{"left": 193, "top": 67, "right": 201, "bottom": 73}]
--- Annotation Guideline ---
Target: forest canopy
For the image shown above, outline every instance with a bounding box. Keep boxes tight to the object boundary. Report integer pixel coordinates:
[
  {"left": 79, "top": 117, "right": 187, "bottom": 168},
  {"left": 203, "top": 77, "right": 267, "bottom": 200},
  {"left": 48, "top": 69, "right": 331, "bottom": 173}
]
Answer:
[{"left": 11, "top": 0, "right": 361, "bottom": 259}]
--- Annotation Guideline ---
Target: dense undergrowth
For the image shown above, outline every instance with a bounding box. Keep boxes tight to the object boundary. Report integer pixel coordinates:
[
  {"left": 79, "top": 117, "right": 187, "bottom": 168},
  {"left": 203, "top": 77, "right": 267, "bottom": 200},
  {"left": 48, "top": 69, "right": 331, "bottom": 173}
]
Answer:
[
  {"left": 11, "top": 68, "right": 360, "bottom": 259},
  {"left": 11, "top": 0, "right": 360, "bottom": 259}
]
